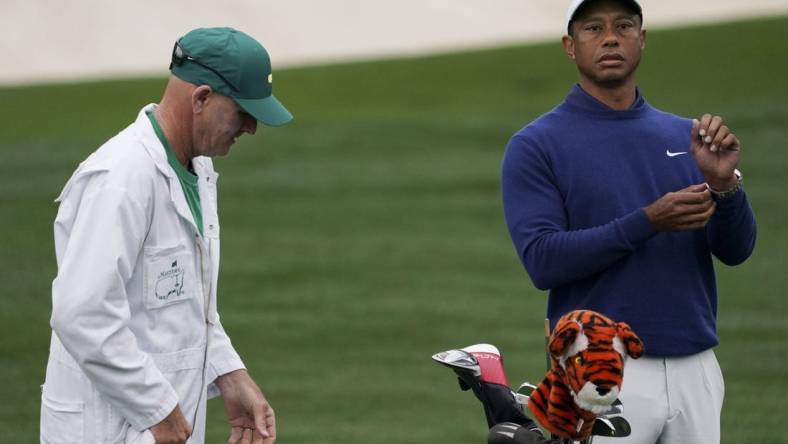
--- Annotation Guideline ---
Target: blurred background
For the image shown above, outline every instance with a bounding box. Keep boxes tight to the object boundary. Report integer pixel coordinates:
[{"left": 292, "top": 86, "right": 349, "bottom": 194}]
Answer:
[{"left": 1, "top": 1, "right": 787, "bottom": 442}]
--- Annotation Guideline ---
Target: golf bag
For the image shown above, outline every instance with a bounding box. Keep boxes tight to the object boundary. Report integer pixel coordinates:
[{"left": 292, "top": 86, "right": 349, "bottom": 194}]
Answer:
[{"left": 432, "top": 344, "right": 630, "bottom": 444}]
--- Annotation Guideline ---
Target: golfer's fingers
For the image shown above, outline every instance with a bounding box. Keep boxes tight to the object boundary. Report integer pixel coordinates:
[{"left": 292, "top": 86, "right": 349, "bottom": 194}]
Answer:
[
  {"left": 720, "top": 133, "right": 741, "bottom": 152},
  {"left": 679, "top": 202, "right": 716, "bottom": 228},
  {"left": 672, "top": 204, "right": 712, "bottom": 222},
  {"left": 704, "top": 115, "right": 724, "bottom": 145},
  {"left": 696, "top": 200, "right": 716, "bottom": 216},
  {"left": 679, "top": 199, "right": 715, "bottom": 216},
  {"left": 710, "top": 125, "right": 729, "bottom": 152},
  {"left": 698, "top": 113, "right": 713, "bottom": 139},
  {"left": 677, "top": 183, "right": 708, "bottom": 194},
  {"left": 672, "top": 188, "right": 712, "bottom": 204}
]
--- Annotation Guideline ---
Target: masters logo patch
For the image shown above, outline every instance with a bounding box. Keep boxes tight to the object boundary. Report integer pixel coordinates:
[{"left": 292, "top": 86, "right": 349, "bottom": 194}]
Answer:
[
  {"left": 155, "top": 260, "right": 185, "bottom": 300},
  {"left": 144, "top": 248, "right": 193, "bottom": 310}
]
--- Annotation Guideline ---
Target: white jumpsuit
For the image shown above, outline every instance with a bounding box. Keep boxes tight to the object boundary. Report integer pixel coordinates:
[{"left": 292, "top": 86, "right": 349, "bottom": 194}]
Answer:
[{"left": 41, "top": 104, "right": 245, "bottom": 443}]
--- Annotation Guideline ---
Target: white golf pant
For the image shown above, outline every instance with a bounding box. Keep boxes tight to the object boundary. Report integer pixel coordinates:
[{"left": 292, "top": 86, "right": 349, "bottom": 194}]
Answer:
[{"left": 594, "top": 349, "right": 723, "bottom": 444}]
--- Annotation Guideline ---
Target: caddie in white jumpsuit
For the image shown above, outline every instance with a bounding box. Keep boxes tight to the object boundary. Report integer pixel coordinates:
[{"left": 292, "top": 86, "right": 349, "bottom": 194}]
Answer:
[{"left": 41, "top": 27, "right": 293, "bottom": 444}]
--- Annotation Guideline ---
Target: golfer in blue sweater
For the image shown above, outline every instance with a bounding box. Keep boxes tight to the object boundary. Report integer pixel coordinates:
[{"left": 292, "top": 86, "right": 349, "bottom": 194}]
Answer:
[{"left": 501, "top": 0, "right": 756, "bottom": 442}]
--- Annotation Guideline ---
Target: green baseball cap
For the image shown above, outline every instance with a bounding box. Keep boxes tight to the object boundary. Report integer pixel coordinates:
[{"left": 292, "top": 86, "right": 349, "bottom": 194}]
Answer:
[{"left": 170, "top": 27, "right": 293, "bottom": 126}]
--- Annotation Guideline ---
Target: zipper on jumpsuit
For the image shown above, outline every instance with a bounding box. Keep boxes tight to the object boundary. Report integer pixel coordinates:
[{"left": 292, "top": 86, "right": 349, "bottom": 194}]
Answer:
[
  {"left": 191, "top": 233, "right": 212, "bottom": 439},
  {"left": 165, "top": 163, "right": 217, "bottom": 439}
]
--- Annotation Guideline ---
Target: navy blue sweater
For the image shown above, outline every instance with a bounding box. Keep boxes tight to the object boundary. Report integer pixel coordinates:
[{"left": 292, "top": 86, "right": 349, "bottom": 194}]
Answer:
[{"left": 501, "top": 85, "right": 756, "bottom": 356}]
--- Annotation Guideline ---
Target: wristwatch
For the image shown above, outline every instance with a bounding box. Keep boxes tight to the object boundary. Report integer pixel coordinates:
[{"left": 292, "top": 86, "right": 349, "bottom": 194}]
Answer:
[{"left": 707, "top": 169, "right": 743, "bottom": 200}]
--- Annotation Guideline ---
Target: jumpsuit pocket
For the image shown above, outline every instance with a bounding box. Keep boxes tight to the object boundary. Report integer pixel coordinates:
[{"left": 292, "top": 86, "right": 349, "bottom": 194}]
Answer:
[
  {"left": 143, "top": 244, "right": 195, "bottom": 310},
  {"left": 40, "top": 393, "right": 84, "bottom": 443}
]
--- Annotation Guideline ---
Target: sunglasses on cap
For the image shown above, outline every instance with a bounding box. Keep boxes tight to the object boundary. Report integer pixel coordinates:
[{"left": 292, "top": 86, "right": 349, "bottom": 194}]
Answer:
[{"left": 170, "top": 40, "right": 239, "bottom": 92}]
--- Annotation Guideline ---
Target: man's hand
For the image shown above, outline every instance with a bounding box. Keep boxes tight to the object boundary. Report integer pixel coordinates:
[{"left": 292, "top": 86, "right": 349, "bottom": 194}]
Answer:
[
  {"left": 691, "top": 114, "right": 741, "bottom": 191},
  {"left": 216, "top": 369, "right": 276, "bottom": 444},
  {"left": 149, "top": 404, "right": 192, "bottom": 444},
  {"left": 644, "top": 184, "right": 716, "bottom": 231}
]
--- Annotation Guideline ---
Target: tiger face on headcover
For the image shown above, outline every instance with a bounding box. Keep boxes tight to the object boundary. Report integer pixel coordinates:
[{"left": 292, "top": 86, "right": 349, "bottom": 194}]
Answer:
[{"left": 527, "top": 310, "right": 644, "bottom": 441}]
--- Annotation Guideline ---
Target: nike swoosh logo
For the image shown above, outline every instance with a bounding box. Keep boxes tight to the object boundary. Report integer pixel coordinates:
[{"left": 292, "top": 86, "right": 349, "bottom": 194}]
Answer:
[{"left": 666, "top": 149, "right": 688, "bottom": 157}]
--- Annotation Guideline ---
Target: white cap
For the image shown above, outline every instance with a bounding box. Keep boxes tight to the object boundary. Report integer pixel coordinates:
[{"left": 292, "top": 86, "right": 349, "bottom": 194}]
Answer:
[{"left": 566, "top": 0, "right": 643, "bottom": 29}]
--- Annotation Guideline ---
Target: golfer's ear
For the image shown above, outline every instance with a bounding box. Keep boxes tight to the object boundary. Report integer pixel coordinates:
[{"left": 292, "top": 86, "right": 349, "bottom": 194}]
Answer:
[
  {"left": 640, "top": 28, "right": 647, "bottom": 50},
  {"left": 562, "top": 35, "right": 575, "bottom": 60}
]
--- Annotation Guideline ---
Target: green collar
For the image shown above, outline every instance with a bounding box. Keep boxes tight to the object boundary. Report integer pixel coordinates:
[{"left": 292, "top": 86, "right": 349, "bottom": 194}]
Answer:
[{"left": 146, "top": 110, "right": 197, "bottom": 184}]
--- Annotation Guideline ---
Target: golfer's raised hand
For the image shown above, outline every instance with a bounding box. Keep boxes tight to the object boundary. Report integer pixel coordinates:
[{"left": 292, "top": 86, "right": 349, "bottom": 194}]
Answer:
[
  {"left": 691, "top": 114, "right": 741, "bottom": 191},
  {"left": 644, "top": 184, "right": 716, "bottom": 231},
  {"left": 149, "top": 404, "right": 192, "bottom": 444},
  {"left": 216, "top": 369, "right": 276, "bottom": 444}
]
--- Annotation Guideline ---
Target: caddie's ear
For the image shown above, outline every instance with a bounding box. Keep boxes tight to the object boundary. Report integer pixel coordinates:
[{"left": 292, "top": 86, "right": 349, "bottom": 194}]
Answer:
[
  {"left": 192, "top": 85, "right": 213, "bottom": 114},
  {"left": 615, "top": 322, "right": 644, "bottom": 359},
  {"left": 549, "top": 320, "right": 582, "bottom": 358}
]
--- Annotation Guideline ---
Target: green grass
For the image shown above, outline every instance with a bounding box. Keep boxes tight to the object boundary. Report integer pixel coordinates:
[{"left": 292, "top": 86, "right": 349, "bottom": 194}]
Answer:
[{"left": 2, "top": 16, "right": 787, "bottom": 443}]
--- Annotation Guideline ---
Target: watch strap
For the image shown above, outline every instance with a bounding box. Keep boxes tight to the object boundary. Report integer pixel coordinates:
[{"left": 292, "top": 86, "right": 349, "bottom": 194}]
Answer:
[{"left": 707, "top": 169, "right": 743, "bottom": 200}]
